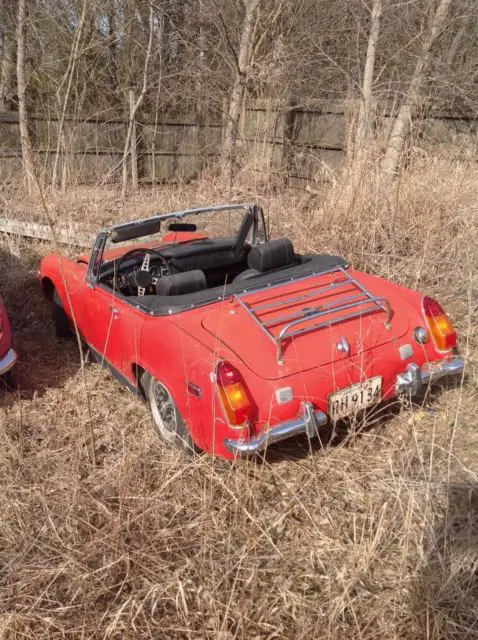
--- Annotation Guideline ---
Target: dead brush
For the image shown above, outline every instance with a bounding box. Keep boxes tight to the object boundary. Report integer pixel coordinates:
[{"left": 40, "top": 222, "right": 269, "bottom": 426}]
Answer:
[{"left": 0, "top": 159, "right": 477, "bottom": 639}]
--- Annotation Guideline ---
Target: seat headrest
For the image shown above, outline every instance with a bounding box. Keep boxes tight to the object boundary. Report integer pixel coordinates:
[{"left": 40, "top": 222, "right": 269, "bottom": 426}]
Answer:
[
  {"left": 156, "top": 270, "right": 207, "bottom": 296},
  {"left": 247, "top": 238, "right": 295, "bottom": 273}
]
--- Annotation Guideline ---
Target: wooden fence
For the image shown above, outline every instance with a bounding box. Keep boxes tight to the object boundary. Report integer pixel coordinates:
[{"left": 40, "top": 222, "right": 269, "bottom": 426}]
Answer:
[
  {"left": 241, "top": 100, "right": 346, "bottom": 186},
  {"left": 241, "top": 99, "right": 478, "bottom": 186},
  {"left": 0, "top": 101, "right": 476, "bottom": 187},
  {"left": 0, "top": 217, "right": 93, "bottom": 248},
  {"left": 0, "top": 111, "right": 222, "bottom": 185}
]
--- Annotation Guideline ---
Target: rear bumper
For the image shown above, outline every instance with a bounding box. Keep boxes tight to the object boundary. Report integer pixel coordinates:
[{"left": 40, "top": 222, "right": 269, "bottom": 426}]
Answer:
[
  {"left": 0, "top": 348, "right": 17, "bottom": 375},
  {"left": 395, "top": 357, "right": 465, "bottom": 395},
  {"left": 224, "top": 402, "right": 328, "bottom": 456},
  {"left": 224, "top": 357, "right": 465, "bottom": 457}
]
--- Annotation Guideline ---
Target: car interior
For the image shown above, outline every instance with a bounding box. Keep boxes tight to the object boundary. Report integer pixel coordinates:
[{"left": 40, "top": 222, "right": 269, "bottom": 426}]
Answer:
[{"left": 97, "top": 216, "right": 347, "bottom": 314}]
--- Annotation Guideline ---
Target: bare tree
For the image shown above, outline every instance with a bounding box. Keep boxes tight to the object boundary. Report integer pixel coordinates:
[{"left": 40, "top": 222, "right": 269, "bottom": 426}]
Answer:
[
  {"left": 121, "top": 2, "right": 154, "bottom": 197},
  {"left": 382, "top": 0, "right": 453, "bottom": 178},
  {"left": 355, "top": 0, "right": 383, "bottom": 152},
  {"left": 220, "top": 0, "right": 260, "bottom": 185},
  {"left": 0, "top": 4, "right": 15, "bottom": 111},
  {"left": 51, "top": 1, "right": 88, "bottom": 190},
  {"left": 0, "top": 0, "right": 476, "bottom": 191},
  {"left": 16, "top": 0, "right": 35, "bottom": 194}
]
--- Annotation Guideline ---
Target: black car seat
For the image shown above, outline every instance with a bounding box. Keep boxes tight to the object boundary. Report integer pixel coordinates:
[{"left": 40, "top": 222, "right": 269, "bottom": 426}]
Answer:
[
  {"left": 156, "top": 270, "right": 207, "bottom": 296},
  {"left": 233, "top": 238, "right": 296, "bottom": 283}
]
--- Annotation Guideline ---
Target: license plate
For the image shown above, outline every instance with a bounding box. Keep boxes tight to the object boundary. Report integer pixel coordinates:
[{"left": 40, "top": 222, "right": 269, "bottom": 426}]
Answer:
[{"left": 329, "top": 377, "right": 382, "bottom": 420}]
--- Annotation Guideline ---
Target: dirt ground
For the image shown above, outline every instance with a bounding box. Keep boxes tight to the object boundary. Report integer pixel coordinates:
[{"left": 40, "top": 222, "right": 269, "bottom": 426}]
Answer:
[{"left": 0, "top": 166, "right": 477, "bottom": 639}]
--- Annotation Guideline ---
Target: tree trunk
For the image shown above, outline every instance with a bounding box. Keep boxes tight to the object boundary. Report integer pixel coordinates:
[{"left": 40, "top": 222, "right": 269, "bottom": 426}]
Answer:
[
  {"left": 355, "top": 0, "right": 382, "bottom": 152},
  {"left": 445, "top": 19, "right": 467, "bottom": 67},
  {"left": 16, "top": 0, "right": 35, "bottom": 195},
  {"left": 220, "top": 0, "right": 260, "bottom": 185},
  {"left": 0, "top": 28, "right": 15, "bottom": 111},
  {"left": 129, "top": 89, "right": 138, "bottom": 191},
  {"left": 121, "top": 4, "right": 153, "bottom": 198},
  {"left": 382, "top": 0, "right": 452, "bottom": 178},
  {"left": 196, "top": 0, "right": 206, "bottom": 114},
  {"left": 52, "top": 1, "right": 87, "bottom": 190}
]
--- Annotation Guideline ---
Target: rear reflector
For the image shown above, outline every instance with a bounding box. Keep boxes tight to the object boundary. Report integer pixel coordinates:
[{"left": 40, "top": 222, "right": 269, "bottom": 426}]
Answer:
[
  {"left": 423, "top": 296, "right": 456, "bottom": 352},
  {"left": 216, "top": 361, "right": 254, "bottom": 428}
]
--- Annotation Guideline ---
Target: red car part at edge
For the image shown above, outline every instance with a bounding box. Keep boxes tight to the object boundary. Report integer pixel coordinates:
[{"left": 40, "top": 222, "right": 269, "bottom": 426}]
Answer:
[{"left": 0, "top": 296, "right": 17, "bottom": 380}]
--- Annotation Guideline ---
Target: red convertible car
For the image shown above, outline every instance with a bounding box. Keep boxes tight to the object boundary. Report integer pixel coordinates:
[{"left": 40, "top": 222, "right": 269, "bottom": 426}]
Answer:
[
  {"left": 0, "top": 295, "right": 17, "bottom": 386},
  {"left": 39, "top": 204, "right": 464, "bottom": 458}
]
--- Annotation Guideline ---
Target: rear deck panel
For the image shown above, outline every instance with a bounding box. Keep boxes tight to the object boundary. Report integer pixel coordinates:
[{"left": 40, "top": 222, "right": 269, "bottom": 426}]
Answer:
[{"left": 202, "top": 269, "right": 410, "bottom": 379}]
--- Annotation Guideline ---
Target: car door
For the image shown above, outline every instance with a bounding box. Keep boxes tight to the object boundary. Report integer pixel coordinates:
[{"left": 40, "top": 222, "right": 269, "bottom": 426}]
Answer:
[{"left": 78, "top": 282, "right": 145, "bottom": 381}]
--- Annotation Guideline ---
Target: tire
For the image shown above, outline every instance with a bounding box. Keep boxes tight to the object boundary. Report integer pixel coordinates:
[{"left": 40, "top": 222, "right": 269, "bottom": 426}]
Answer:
[
  {"left": 142, "top": 372, "right": 198, "bottom": 454},
  {"left": 2, "top": 369, "right": 17, "bottom": 391},
  {"left": 52, "top": 290, "right": 71, "bottom": 338}
]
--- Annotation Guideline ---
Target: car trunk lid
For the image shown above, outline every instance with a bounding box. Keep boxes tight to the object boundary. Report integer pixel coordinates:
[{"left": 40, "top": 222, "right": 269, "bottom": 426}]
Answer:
[{"left": 201, "top": 269, "right": 410, "bottom": 380}]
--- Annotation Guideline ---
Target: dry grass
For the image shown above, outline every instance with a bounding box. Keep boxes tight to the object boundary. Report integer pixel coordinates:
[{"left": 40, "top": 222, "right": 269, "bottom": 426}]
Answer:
[{"left": 0, "top": 160, "right": 477, "bottom": 639}]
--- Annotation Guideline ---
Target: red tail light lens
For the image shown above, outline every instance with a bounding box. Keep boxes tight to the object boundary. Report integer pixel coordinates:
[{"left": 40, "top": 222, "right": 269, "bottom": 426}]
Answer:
[
  {"left": 216, "top": 361, "right": 254, "bottom": 428},
  {"left": 423, "top": 296, "right": 456, "bottom": 352}
]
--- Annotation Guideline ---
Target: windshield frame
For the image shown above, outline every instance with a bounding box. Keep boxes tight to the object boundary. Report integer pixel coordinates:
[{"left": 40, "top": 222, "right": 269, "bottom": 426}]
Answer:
[{"left": 86, "top": 203, "right": 267, "bottom": 287}]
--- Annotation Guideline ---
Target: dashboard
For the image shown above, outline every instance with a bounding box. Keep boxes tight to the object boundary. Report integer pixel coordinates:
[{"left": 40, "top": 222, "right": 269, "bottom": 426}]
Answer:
[{"left": 99, "top": 238, "right": 250, "bottom": 296}]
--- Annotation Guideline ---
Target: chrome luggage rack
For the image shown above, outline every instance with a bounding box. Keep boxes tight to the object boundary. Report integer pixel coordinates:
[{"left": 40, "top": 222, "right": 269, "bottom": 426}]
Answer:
[{"left": 235, "top": 266, "right": 392, "bottom": 363}]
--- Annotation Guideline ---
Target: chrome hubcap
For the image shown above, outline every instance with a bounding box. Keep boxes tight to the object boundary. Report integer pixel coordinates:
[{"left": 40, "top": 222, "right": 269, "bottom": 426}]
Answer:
[{"left": 152, "top": 382, "right": 176, "bottom": 434}]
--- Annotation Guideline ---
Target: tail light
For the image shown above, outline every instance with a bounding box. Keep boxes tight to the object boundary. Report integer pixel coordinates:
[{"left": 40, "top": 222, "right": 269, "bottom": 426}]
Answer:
[
  {"left": 216, "top": 361, "right": 254, "bottom": 428},
  {"left": 422, "top": 296, "right": 456, "bottom": 352}
]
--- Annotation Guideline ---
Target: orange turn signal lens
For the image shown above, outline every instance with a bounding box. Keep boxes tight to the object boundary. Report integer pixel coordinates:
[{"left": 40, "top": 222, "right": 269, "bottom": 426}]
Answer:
[
  {"left": 423, "top": 296, "right": 456, "bottom": 352},
  {"left": 216, "top": 361, "right": 253, "bottom": 428}
]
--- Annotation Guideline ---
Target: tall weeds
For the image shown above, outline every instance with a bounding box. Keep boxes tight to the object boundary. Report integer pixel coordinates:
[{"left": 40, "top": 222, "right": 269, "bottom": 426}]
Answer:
[{"left": 0, "top": 159, "right": 476, "bottom": 638}]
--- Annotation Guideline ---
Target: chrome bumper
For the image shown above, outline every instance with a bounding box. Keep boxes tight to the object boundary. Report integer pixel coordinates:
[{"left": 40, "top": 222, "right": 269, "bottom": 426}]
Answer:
[
  {"left": 0, "top": 347, "right": 17, "bottom": 375},
  {"left": 395, "top": 357, "right": 464, "bottom": 395},
  {"left": 225, "top": 357, "right": 465, "bottom": 456},
  {"left": 224, "top": 402, "right": 328, "bottom": 456}
]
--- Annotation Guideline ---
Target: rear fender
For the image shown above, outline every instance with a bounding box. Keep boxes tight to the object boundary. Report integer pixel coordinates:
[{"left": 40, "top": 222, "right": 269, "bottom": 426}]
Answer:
[
  {"left": 139, "top": 317, "right": 256, "bottom": 456},
  {"left": 362, "top": 274, "right": 456, "bottom": 361},
  {"left": 139, "top": 315, "right": 329, "bottom": 456},
  {"left": 138, "top": 317, "right": 207, "bottom": 450},
  {"left": 357, "top": 271, "right": 423, "bottom": 315}
]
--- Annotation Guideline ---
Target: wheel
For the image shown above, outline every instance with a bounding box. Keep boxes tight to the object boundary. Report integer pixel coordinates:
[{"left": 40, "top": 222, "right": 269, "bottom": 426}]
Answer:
[
  {"left": 52, "top": 290, "right": 71, "bottom": 338},
  {"left": 142, "top": 372, "right": 198, "bottom": 454}
]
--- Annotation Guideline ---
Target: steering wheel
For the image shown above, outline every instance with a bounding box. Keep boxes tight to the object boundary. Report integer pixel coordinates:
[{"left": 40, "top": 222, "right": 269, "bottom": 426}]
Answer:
[{"left": 116, "top": 248, "right": 169, "bottom": 296}]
